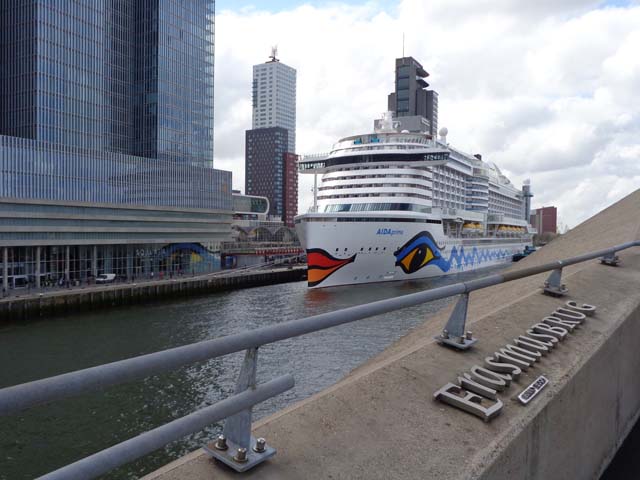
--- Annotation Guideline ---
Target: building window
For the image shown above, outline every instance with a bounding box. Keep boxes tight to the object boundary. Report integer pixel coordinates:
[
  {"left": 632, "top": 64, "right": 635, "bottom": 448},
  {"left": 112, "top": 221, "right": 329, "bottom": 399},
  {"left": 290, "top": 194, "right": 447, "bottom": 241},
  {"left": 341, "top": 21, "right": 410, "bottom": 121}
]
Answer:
[
  {"left": 397, "top": 66, "right": 410, "bottom": 78},
  {"left": 397, "top": 88, "right": 409, "bottom": 100}
]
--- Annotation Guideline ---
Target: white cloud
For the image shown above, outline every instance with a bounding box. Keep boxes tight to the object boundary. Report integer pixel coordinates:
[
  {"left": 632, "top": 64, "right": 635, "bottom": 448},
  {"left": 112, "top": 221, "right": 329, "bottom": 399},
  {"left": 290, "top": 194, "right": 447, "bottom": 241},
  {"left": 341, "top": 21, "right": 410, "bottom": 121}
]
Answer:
[{"left": 214, "top": 1, "right": 640, "bottom": 228}]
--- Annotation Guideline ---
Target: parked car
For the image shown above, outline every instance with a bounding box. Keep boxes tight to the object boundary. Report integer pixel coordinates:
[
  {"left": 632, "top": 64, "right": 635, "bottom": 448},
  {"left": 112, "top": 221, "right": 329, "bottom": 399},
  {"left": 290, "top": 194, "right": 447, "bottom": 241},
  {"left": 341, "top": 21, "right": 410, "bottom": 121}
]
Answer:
[
  {"left": 95, "top": 273, "right": 117, "bottom": 284},
  {"left": 512, "top": 245, "right": 537, "bottom": 262}
]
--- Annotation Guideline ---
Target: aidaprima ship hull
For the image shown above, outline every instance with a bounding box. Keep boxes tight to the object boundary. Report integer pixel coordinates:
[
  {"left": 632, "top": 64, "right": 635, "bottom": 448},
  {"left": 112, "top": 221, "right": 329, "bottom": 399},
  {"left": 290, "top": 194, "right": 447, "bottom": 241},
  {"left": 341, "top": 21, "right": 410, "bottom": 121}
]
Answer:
[{"left": 296, "top": 216, "right": 528, "bottom": 288}]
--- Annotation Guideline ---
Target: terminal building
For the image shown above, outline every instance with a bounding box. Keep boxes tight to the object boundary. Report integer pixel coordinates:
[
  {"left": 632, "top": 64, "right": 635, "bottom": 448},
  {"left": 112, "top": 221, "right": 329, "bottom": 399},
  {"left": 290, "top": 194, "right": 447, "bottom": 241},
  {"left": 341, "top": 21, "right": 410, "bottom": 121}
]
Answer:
[{"left": 0, "top": 1, "right": 233, "bottom": 291}]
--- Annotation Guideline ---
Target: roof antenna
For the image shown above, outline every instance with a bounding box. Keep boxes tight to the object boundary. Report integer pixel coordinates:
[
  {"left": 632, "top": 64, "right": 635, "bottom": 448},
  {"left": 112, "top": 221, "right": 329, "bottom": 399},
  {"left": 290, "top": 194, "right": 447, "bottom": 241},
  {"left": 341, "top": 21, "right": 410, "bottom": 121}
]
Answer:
[
  {"left": 402, "top": 32, "right": 405, "bottom": 57},
  {"left": 269, "top": 45, "right": 279, "bottom": 62}
]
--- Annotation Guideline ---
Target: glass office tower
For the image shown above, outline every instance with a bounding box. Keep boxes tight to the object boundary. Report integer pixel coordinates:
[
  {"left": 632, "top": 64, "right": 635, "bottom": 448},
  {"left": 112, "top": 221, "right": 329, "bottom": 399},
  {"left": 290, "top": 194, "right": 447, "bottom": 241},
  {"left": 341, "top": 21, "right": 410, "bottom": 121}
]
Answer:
[
  {"left": 0, "top": 0, "right": 226, "bottom": 209},
  {"left": 0, "top": 1, "right": 232, "bottom": 290},
  {"left": 1, "top": 0, "right": 215, "bottom": 165}
]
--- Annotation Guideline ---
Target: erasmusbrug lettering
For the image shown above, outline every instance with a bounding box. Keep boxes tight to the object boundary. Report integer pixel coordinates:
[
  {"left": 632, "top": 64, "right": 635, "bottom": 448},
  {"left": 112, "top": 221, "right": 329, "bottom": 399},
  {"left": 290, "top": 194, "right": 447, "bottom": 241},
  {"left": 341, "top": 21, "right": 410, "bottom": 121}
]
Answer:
[{"left": 433, "top": 300, "right": 597, "bottom": 421}]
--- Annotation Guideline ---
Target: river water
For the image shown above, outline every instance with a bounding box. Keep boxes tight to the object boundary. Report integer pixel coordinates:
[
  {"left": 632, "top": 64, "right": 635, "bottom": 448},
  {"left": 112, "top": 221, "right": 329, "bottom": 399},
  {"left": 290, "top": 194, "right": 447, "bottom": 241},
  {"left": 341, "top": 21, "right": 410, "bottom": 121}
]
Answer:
[{"left": 0, "top": 265, "right": 633, "bottom": 479}]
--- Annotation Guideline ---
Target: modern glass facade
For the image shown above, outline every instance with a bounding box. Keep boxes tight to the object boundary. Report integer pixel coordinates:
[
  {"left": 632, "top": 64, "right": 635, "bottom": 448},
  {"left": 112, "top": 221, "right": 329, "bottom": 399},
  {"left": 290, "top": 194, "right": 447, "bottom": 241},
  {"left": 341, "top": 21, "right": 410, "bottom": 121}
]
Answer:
[
  {"left": 0, "top": 0, "right": 215, "bottom": 166},
  {"left": 160, "top": 0, "right": 213, "bottom": 165},
  {"left": 0, "top": 0, "right": 226, "bottom": 211},
  {"left": 0, "top": 134, "right": 231, "bottom": 210}
]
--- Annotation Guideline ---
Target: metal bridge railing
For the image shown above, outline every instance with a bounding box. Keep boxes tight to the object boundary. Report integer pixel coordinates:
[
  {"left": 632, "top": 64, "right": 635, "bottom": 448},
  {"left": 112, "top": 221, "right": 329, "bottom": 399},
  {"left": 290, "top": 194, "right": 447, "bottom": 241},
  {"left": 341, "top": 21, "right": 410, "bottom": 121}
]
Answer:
[{"left": 0, "top": 241, "right": 638, "bottom": 479}]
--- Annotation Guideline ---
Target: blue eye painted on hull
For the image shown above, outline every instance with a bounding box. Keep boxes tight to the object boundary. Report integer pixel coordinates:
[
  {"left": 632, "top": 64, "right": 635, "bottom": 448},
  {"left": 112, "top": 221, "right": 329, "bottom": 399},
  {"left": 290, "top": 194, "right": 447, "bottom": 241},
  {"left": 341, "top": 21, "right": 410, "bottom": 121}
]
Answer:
[{"left": 393, "top": 231, "right": 451, "bottom": 274}]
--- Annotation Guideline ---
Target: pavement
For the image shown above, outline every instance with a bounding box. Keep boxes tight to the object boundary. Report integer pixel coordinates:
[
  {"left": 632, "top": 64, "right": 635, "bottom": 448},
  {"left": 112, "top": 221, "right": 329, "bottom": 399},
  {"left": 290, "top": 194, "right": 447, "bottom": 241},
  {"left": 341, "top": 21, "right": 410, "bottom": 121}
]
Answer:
[{"left": 144, "top": 189, "right": 640, "bottom": 480}]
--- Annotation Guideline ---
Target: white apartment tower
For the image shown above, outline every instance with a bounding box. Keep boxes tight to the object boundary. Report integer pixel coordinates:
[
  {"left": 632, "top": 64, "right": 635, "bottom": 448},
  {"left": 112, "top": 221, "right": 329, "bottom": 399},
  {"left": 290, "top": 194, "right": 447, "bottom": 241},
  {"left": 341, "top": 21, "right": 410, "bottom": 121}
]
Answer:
[{"left": 251, "top": 48, "right": 297, "bottom": 152}]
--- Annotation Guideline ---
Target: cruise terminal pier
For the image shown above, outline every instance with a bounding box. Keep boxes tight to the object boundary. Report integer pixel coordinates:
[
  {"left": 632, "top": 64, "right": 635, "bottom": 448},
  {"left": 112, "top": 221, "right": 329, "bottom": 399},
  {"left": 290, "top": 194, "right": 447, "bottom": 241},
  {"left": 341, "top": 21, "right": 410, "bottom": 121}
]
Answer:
[{"left": 146, "top": 189, "right": 640, "bottom": 479}]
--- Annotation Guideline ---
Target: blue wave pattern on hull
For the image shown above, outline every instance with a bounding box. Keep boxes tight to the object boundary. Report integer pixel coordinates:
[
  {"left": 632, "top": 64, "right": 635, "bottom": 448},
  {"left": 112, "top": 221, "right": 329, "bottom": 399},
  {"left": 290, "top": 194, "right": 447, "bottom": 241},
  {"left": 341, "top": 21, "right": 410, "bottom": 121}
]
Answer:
[{"left": 445, "top": 245, "right": 512, "bottom": 270}]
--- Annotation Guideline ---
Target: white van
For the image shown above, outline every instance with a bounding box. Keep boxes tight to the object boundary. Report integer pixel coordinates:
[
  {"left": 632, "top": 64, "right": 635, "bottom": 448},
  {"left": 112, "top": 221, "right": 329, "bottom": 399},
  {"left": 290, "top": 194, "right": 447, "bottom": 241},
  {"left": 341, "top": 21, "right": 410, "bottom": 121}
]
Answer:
[{"left": 95, "top": 273, "right": 117, "bottom": 284}]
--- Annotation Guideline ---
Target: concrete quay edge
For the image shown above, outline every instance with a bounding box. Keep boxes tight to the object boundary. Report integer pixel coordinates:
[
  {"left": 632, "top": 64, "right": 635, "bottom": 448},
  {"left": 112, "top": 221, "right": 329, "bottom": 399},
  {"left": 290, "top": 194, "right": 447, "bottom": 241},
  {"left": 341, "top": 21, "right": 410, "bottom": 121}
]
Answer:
[{"left": 0, "top": 266, "right": 306, "bottom": 322}]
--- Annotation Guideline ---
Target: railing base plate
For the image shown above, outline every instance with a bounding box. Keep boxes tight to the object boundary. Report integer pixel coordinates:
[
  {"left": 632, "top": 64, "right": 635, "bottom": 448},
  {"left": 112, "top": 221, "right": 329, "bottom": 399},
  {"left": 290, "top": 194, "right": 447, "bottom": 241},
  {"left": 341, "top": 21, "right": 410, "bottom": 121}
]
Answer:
[
  {"left": 543, "top": 286, "right": 568, "bottom": 297},
  {"left": 204, "top": 436, "right": 276, "bottom": 472},
  {"left": 600, "top": 257, "right": 619, "bottom": 266},
  {"left": 435, "top": 335, "right": 478, "bottom": 351}
]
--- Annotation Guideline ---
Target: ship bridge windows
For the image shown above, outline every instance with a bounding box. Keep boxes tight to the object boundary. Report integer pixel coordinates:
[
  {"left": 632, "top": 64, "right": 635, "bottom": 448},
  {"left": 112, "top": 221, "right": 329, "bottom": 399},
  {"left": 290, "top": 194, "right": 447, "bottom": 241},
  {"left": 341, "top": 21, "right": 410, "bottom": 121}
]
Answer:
[
  {"left": 314, "top": 152, "right": 448, "bottom": 170},
  {"left": 318, "top": 192, "right": 431, "bottom": 201},
  {"left": 318, "top": 183, "right": 431, "bottom": 192},
  {"left": 322, "top": 173, "right": 431, "bottom": 182},
  {"left": 324, "top": 203, "right": 433, "bottom": 214},
  {"left": 334, "top": 217, "right": 442, "bottom": 224}
]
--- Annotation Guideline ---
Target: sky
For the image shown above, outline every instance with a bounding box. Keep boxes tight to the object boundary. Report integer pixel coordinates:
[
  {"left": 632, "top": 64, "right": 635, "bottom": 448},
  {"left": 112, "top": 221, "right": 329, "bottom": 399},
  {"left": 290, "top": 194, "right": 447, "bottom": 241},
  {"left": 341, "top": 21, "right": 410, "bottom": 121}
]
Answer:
[{"left": 213, "top": 0, "right": 640, "bottom": 229}]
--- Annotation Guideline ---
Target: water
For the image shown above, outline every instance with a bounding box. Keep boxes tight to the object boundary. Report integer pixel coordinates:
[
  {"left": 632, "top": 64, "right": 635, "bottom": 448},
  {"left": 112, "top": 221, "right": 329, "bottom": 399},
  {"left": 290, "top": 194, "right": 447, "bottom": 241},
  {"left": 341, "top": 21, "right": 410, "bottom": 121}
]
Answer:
[{"left": 0, "top": 265, "right": 507, "bottom": 479}]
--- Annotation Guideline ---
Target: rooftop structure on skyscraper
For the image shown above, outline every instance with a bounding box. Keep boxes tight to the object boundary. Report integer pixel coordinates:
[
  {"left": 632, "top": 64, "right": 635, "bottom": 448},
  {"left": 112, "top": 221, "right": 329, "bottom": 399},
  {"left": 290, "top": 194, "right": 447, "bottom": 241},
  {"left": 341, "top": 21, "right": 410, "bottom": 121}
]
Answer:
[{"left": 384, "top": 56, "right": 439, "bottom": 136}]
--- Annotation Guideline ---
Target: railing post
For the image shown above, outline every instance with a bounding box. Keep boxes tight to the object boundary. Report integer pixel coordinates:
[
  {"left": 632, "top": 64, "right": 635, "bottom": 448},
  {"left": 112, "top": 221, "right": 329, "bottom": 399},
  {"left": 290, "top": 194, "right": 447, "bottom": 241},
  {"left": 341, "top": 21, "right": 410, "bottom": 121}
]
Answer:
[
  {"left": 205, "top": 348, "right": 277, "bottom": 472},
  {"left": 543, "top": 268, "right": 568, "bottom": 296},
  {"left": 435, "top": 292, "right": 477, "bottom": 350},
  {"left": 600, "top": 251, "right": 620, "bottom": 266}
]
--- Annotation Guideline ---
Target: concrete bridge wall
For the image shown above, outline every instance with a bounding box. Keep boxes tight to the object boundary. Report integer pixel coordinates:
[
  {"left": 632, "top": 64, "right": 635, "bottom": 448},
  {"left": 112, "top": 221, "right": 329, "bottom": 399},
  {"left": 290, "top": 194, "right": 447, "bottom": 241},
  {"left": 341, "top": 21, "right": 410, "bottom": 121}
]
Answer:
[{"left": 479, "top": 268, "right": 640, "bottom": 480}]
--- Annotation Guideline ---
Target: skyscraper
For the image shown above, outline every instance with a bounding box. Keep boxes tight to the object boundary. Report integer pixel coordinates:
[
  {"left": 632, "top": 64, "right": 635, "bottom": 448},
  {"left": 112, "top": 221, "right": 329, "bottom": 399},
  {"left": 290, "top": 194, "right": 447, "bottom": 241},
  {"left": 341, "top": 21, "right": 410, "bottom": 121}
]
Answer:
[
  {"left": 251, "top": 48, "right": 297, "bottom": 152},
  {"left": 386, "top": 56, "right": 439, "bottom": 136},
  {"left": 0, "top": 1, "right": 232, "bottom": 290},
  {"left": 245, "top": 50, "right": 298, "bottom": 226},
  {"left": 0, "top": 1, "right": 215, "bottom": 166}
]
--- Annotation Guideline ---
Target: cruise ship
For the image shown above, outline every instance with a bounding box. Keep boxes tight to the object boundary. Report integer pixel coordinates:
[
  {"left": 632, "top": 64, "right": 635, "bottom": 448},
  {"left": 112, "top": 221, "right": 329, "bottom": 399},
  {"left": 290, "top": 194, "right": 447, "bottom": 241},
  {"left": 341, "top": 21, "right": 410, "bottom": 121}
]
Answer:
[{"left": 294, "top": 113, "right": 535, "bottom": 288}]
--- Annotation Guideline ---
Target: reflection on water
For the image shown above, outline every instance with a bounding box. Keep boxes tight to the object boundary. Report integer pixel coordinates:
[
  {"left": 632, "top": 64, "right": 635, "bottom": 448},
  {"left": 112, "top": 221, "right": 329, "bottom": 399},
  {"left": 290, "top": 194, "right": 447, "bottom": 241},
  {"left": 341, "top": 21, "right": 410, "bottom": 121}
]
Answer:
[{"left": 0, "top": 266, "right": 506, "bottom": 479}]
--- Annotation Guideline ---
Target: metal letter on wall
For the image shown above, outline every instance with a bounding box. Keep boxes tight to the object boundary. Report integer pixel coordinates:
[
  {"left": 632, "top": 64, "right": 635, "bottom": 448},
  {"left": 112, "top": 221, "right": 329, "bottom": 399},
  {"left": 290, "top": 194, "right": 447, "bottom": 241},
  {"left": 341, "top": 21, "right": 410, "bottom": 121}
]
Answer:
[{"left": 434, "top": 383, "right": 503, "bottom": 422}]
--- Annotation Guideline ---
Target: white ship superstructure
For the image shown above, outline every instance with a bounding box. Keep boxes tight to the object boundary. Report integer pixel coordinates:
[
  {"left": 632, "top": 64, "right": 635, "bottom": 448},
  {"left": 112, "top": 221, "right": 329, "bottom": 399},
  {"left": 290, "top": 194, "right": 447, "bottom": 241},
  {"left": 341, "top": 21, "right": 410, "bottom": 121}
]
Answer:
[{"left": 295, "top": 113, "right": 533, "bottom": 288}]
